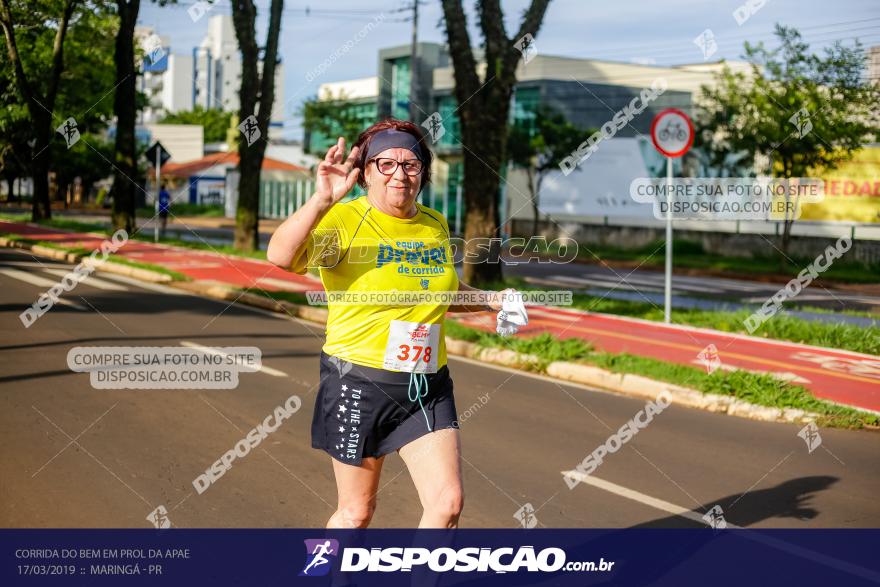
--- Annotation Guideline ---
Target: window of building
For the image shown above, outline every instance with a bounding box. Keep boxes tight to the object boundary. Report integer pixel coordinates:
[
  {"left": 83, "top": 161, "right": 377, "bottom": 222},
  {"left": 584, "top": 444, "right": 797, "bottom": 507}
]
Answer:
[
  {"left": 436, "top": 95, "right": 461, "bottom": 147},
  {"left": 391, "top": 57, "right": 411, "bottom": 120},
  {"left": 512, "top": 86, "right": 540, "bottom": 137}
]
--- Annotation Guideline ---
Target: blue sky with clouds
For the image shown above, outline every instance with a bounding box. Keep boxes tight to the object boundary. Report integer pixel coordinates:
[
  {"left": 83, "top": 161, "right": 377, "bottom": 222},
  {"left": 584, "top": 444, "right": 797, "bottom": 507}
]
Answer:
[{"left": 139, "top": 0, "right": 880, "bottom": 139}]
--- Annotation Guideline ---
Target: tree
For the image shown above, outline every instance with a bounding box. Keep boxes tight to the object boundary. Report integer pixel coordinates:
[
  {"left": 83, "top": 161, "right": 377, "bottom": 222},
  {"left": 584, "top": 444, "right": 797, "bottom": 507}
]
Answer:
[
  {"left": 696, "top": 25, "right": 879, "bottom": 256},
  {"left": 113, "top": 1, "right": 190, "bottom": 231},
  {"left": 160, "top": 106, "right": 234, "bottom": 143},
  {"left": 106, "top": 0, "right": 143, "bottom": 233},
  {"left": 507, "top": 106, "right": 587, "bottom": 236},
  {"left": 230, "top": 0, "right": 283, "bottom": 252},
  {"left": 0, "top": 0, "right": 79, "bottom": 220},
  {"left": 1, "top": 2, "right": 116, "bottom": 206},
  {"left": 300, "top": 90, "right": 365, "bottom": 155},
  {"left": 439, "top": 0, "right": 551, "bottom": 285},
  {"left": 693, "top": 68, "right": 753, "bottom": 178},
  {"left": 50, "top": 132, "right": 115, "bottom": 205},
  {"left": 0, "top": 64, "right": 30, "bottom": 201}
]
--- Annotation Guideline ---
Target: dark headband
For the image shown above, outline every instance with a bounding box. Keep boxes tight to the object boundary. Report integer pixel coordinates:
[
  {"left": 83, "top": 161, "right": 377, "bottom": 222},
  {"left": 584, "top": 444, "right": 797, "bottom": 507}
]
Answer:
[{"left": 365, "top": 129, "right": 424, "bottom": 161}]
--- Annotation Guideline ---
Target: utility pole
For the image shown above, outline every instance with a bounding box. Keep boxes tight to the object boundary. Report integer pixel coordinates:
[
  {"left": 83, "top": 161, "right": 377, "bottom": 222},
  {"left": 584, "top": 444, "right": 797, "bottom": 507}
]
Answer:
[{"left": 408, "top": 0, "right": 419, "bottom": 122}]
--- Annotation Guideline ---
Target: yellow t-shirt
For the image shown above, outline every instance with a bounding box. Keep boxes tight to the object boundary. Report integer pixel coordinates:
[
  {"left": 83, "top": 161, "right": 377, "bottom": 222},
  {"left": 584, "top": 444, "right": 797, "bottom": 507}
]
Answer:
[{"left": 294, "top": 196, "right": 459, "bottom": 370}]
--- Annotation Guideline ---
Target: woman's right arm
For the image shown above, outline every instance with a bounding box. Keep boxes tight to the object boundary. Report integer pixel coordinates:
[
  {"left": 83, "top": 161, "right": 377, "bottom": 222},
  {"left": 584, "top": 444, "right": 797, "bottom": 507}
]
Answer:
[{"left": 266, "top": 137, "right": 360, "bottom": 269}]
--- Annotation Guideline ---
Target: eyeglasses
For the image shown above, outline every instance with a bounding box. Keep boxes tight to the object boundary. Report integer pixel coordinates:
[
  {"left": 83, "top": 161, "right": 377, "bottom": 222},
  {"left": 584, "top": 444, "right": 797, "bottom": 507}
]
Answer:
[{"left": 372, "top": 157, "right": 423, "bottom": 176}]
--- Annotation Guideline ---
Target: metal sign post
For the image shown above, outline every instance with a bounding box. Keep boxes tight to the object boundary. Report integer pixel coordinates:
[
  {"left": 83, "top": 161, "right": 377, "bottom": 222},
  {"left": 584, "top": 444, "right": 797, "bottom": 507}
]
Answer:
[
  {"left": 650, "top": 109, "right": 694, "bottom": 323},
  {"left": 154, "top": 148, "right": 161, "bottom": 243},
  {"left": 664, "top": 156, "right": 673, "bottom": 322},
  {"left": 144, "top": 141, "right": 171, "bottom": 243}
]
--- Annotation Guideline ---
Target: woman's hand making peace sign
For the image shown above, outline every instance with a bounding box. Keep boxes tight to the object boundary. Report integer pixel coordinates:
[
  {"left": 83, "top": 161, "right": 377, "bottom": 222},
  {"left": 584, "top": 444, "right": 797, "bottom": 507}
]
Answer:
[{"left": 314, "top": 137, "right": 360, "bottom": 206}]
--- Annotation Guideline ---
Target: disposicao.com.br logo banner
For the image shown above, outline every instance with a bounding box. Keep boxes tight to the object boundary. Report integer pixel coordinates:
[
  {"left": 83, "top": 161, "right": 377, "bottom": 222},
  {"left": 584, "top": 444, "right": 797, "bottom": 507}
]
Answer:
[
  {"left": 299, "top": 537, "right": 612, "bottom": 575},
  {"left": 1, "top": 528, "right": 876, "bottom": 586}
]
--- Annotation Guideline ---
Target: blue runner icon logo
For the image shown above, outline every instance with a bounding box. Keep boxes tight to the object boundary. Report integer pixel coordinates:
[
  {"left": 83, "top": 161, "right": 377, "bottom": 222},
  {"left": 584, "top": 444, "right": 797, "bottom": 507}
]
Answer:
[{"left": 300, "top": 539, "right": 339, "bottom": 577}]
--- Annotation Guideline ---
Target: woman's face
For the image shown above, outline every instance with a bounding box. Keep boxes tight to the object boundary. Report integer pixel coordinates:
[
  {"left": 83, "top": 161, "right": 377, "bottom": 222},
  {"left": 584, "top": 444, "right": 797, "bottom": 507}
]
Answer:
[{"left": 364, "top": 147, "right": 422, "bottom": 212}]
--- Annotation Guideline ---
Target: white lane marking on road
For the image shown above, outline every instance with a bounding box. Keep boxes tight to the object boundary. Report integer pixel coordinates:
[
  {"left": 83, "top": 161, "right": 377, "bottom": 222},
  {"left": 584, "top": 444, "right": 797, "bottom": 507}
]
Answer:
[
  {"left": 562, "top": 470, "right": 880, "bottom": 583},
  {"left": 41, "top": 268, "right": 129, "bottom": 291},
  {"left": 85, "top": 268, "right": 320, "bottom": 329},
  {"left": 92, "top": 272, "right": 183, "bottom": 294},
  {"left": 179, "top": 341, "right": 288, "bottom": 377},
  {"left": 563, "top": 470, "right": 712, "bottom": 525},
  {"left": 0, "top": 269, "right": 87, "bottom": 310},
  {"left": 1, "top": 260, "right": 70, "bottom": 269}
]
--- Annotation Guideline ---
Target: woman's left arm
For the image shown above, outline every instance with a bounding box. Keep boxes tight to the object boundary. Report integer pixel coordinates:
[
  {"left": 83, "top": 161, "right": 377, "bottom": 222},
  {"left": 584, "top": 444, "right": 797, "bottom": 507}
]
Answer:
[{"left": 447, "top": 282, "right": 511, "bottom": 313}]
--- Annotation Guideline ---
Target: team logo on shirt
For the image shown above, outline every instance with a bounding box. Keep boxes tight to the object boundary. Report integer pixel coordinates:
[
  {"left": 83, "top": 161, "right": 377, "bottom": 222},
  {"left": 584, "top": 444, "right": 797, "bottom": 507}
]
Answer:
[{"left": 376, "top": 241, "right": 448, "bottom": 274}]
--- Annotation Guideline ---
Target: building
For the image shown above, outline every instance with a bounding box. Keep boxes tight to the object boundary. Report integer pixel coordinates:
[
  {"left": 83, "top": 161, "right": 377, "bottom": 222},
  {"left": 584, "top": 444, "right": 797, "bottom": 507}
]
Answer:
[
  {"left": 143, "top": 124, "right": 204, "bottom": 163},
  {"left": 137, "top": 15, "right": 285, "bottom": 138},
  {"left": 154, "top": 152, "right": 310, "bottom": 210},
  {"left": 305, "top": 42, "right": 751, "bottom": 230},
  {"left": 869, "top": 45, "right": 880, "bottom": 84}
]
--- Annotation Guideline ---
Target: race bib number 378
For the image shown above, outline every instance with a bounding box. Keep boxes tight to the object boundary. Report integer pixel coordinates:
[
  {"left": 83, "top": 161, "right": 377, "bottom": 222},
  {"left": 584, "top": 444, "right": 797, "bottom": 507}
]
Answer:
[{"left": 383, "top": 320, "right": 440, "bottom": 374}]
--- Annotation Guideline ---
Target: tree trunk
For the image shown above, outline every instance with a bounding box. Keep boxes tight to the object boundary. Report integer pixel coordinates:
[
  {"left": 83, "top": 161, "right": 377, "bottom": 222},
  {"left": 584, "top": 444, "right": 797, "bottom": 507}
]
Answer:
[
  {"left": 110, "top": 0, "right": 140, "bottom": 234},
  {"left": 56, "top": 173, "right": 70, "bottom": 207},
  {"left": 461, "top": 146, "right": 503, "bottom": 284},
  {"left": 31, "top": 144, "right": 51, "bottom": 218},
  {"left": 5, "top": 175, "right": 15, "bottom": 201},
  {"left": 779, "top": 158, "right": 792, "bottom": 263},
  {"left": 441, "top": 0, "right": 550, "bottom": 285},
  {"left": 231, "top": 0, "right": 283, "bottom": 252},
  {"left": 458, "top": 83, "right": 511, "bottom": 284},
  {"left": 235, "top": 146, "right": 264, "bottom": 250},
  {"left": 527, "top": 166, "right": 538, "bottom": 236},
  {"left": 30, "top": 110, "right": 54, "bottom": 218}
]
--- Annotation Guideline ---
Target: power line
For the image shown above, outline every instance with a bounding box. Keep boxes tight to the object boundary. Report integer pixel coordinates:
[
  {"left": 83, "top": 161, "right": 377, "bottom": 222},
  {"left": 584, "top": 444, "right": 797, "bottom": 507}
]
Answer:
[
  {"left": 563, "top": 27, "right": 880, "bottom": 64},
  {"left": 563, "top": 16, "right": 880, "bottom": 59}
]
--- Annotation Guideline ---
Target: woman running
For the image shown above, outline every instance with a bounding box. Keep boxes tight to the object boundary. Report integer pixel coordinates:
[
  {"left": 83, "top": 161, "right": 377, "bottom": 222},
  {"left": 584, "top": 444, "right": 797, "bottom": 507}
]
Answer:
[{"left": 267, "top": 118, "right": 509, "bottom": 529}]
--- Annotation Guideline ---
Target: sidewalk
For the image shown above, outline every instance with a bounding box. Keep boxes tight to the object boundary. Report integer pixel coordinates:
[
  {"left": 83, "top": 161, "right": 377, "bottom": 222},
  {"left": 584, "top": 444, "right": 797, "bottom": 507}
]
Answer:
[{"left": 2, "top": 218, "right": 878, "bottom": 413}]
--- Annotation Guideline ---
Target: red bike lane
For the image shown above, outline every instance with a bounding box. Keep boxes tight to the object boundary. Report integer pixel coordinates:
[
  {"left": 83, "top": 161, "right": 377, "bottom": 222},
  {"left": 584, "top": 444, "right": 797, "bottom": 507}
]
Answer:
[{"left": 453, "top": 306, "right": 880, "bottom": 413}]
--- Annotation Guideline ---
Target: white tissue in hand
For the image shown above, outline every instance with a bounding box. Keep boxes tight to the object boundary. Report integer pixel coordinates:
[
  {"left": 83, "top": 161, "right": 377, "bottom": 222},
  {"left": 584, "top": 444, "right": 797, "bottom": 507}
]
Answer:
[{"left": 495, "top": 292, "right": 528, "bottom": 336}]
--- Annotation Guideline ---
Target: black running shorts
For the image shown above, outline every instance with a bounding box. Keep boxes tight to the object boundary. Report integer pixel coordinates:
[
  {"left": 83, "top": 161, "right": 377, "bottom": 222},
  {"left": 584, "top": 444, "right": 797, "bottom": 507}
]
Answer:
[{"left": 311, "top": 352, "right": 459, "bottom": 466}]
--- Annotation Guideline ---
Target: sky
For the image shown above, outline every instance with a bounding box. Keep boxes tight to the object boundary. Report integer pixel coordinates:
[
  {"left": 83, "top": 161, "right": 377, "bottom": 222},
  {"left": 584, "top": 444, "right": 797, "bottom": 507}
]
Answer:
[{"left": 138, "top": 0, "right": 880, "bottom": 140}]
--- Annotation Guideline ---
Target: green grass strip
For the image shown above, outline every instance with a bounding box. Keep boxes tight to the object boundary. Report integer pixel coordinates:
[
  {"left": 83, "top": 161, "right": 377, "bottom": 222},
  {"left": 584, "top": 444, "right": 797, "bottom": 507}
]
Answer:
[{"left": 447, "top": 320, "right": 878, "bottom": 429}]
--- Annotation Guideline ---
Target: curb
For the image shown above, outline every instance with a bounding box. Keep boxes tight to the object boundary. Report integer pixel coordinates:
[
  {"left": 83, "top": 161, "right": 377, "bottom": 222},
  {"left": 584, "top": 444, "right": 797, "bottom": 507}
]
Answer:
[
  {"left": 0, "top": 236, "right": 173, "bottom": 283},
  {"left": 2, "top": 237, "right": 823, "bottom": 426},
  {"left": 81, "top": 257, "right": 173, "bottom": 283}
]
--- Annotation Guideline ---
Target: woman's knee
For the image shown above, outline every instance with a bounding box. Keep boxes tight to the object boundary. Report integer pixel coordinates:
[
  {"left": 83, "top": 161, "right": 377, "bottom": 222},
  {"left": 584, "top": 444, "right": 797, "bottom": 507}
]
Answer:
[
  {"left": 426, "top": 484, "right": 464, "bottom": 521},
  {"left": 335, "top": 501, "right": 376, "bottom": 528}
]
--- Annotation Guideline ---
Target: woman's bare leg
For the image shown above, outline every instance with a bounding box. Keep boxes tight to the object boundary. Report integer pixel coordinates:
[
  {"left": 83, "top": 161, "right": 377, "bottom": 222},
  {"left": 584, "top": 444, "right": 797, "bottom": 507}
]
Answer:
[
  {"left": 326, "top": 456, "right": 385, "bottom": 528},
  {"left": 398, "top": 428, "right": 464, "bottom": 528}
]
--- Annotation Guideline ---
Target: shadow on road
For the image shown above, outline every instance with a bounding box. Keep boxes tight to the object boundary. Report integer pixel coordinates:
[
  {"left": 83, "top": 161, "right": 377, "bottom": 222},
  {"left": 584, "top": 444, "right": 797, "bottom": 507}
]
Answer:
[{"left": 632, "top": 475, "right": 839, "bottom": 529}]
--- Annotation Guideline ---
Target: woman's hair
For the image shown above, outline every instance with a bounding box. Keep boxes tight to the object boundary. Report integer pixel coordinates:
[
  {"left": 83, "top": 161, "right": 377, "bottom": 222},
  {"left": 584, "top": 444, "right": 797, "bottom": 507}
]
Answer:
[{"left": 352, "top": 118, "right": 433, "bottom": 192}]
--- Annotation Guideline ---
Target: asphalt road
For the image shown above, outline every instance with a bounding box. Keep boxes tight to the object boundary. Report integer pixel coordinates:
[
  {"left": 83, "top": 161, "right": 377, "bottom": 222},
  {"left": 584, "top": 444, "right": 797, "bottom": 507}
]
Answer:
[{"left": 1, "top": 247, "right": 878, "bottom": 530}]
